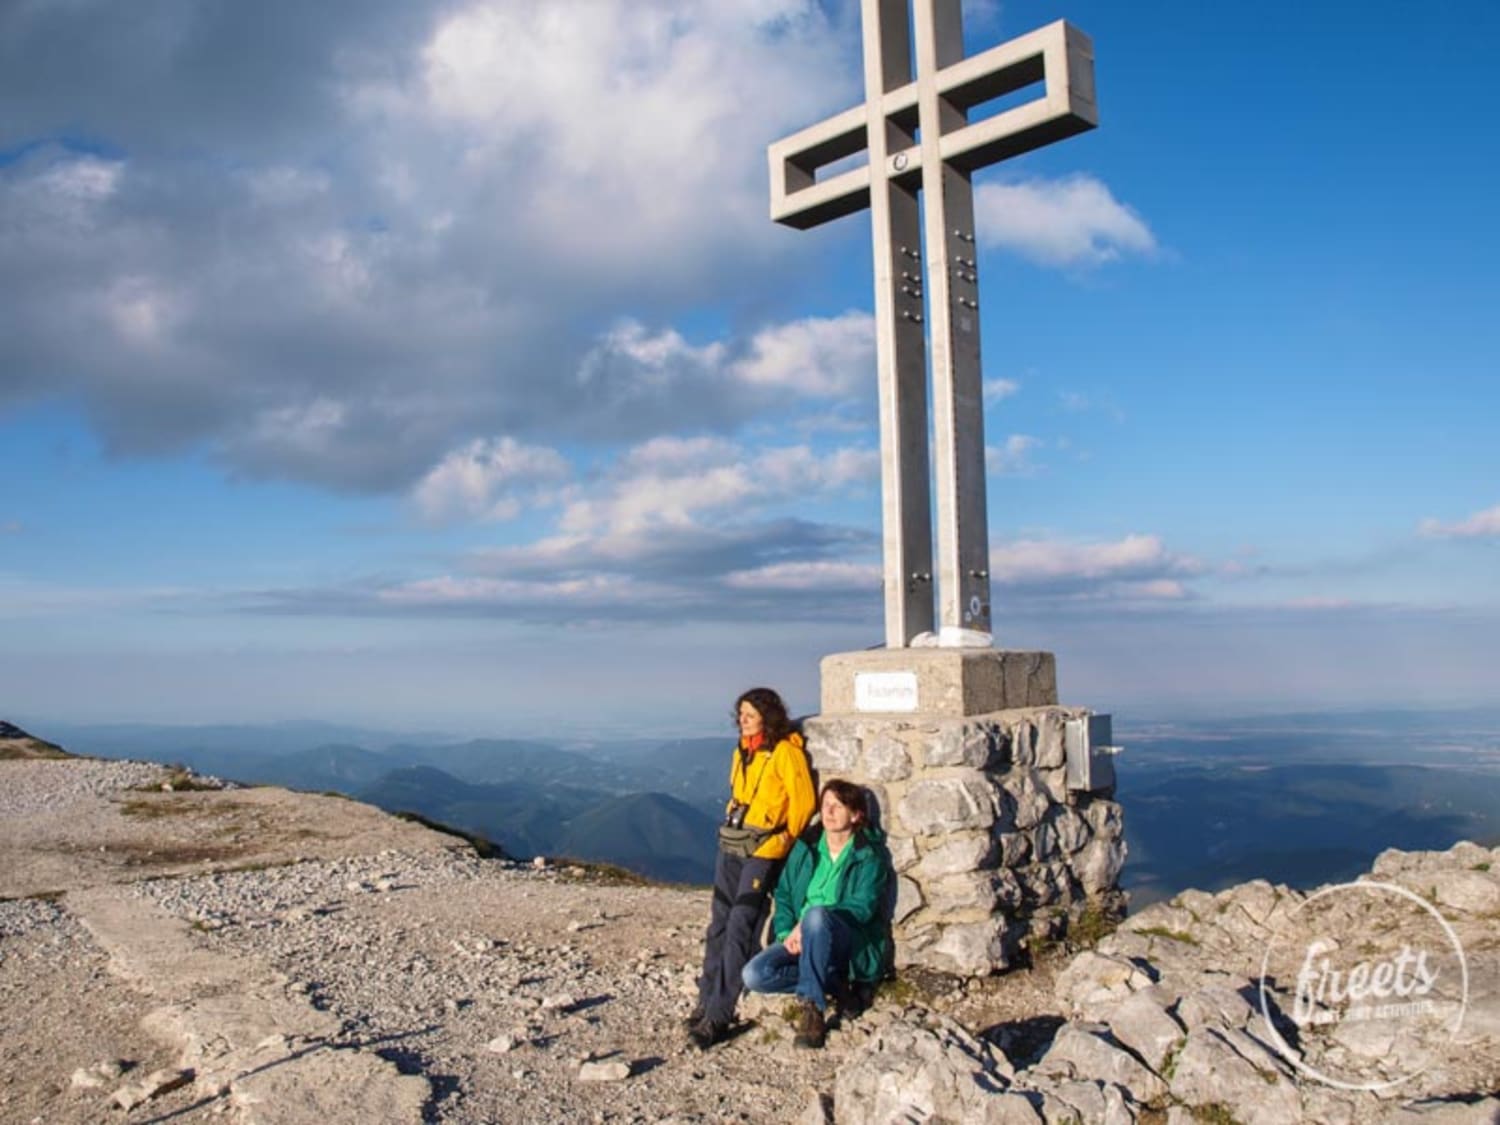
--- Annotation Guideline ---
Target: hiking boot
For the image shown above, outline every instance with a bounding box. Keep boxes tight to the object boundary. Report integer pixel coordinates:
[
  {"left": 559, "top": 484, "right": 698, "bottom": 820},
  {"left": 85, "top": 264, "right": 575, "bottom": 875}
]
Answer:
[
  {"left": 793, "top": 999, "right": 826, "bottom": 1049},
  {"left": 828, "top": 979, "right": 857, "bottom": 1025},
  {"left": 687, "top": 1016, "right": 726, "bottom": 1051},
  {"left": 681, "top": 1002, "right": 705, "bottom": 1031}
]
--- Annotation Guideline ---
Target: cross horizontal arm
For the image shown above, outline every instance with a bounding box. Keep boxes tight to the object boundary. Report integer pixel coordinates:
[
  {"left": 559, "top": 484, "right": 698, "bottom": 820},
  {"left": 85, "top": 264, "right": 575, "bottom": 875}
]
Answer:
[{"left": 769, "top": 19, "right": 1096, "bottom": 230}]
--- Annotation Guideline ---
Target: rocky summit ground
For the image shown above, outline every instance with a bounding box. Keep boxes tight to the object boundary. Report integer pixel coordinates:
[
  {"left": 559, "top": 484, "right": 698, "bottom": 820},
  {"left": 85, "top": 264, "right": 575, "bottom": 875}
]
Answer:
[{"left": 2, "top": 754, "right": 1497, "bottom": 1124}]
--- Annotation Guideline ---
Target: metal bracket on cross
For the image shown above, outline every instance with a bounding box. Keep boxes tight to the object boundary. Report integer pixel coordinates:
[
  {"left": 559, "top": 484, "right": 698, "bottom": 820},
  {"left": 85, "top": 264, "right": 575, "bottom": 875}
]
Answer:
[{"left": 768, "top": 5, "right": 1097, "bottom": 648}]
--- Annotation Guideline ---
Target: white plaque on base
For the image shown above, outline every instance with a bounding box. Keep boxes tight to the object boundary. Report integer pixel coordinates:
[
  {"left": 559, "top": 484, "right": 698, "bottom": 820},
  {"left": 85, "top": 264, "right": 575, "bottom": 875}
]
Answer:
[{"left": 855, "top": 671, "right": 919, "bottom": 713}]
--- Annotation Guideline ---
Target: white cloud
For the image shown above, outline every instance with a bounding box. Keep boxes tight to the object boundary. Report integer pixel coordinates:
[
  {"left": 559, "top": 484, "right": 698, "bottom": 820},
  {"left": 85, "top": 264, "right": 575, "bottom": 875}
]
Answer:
[
  {"left": 986, "top": 434, "right": 1041, "bottom": 476},
  {"left": 400, "top": 0, "right": 854, "bottom": 276},
  {"left": 975, "top": 174, "right": 1156, "bottom": 268},
  {"left": 990, "top": 533, "right": 1203, "bottom": 604},
  {"left": 983, "top": 378, "right": 1020, "bottom": 403},
  {"left": 732, "top": 312, "right": 875, "bottom": 397},
  {"left": 1419, "top": 504, "right": 1500, "bottom": 539},
  {"left": 0, "top": 4, "right": 863, "bottom": 488},
  {"left": 724, "top": 561, "right": 881, "bottom": 591},
  {"left": 413, "top": 436, "right": 572, "bottom": 523},
  {"left": 558, "top": 435, "right": 877, "bottom": 540}
]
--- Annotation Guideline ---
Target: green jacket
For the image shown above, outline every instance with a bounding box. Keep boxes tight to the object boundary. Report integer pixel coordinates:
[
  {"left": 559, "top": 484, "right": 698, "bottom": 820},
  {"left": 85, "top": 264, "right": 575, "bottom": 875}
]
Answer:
[{"left": 772, "top": 824, "right": 893, "bottom": 983}]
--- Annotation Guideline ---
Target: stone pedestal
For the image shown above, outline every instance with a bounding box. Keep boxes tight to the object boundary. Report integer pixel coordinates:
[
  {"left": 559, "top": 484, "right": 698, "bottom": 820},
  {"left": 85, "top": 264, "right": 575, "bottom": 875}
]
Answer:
[{"left": 803, "top": 649, "right": 1127, "bottom": 976}]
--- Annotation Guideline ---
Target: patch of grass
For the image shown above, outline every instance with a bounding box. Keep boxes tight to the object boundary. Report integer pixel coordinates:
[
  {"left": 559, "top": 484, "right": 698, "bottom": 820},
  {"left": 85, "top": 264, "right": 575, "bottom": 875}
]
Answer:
[
  {"left": 0, "top": 740, "right": 73, "bottom": 760},
  {"left": 553, "top": 857, "right": 665, "bottom": 887},
  {"left": 1137, "top": 926, "right": 1200, "bottom": 946},
  {"left": 117, "top": 796, "right": 198, "bottom": 820},
  {"left": 114, "top": 841, "right": 244, "bottom": 866},
  {"left": 1159, "top": 1036, "right": 1187, "bottom": 1083},
  {"left": 127, "top": 767, "right": 222, "bottom": 793},
  {"left": 1067, "top": 902, "right": 1120, "bottom": 950},
  {"left": 1189, "top": 1105, "right": 1243, "bottom": 1125},
  {"left": 1474, "top": 862, "right": 1491, "bottom": 873},
  {"left": 874, "top": 975, "right": 919, "bottom": 1007}
]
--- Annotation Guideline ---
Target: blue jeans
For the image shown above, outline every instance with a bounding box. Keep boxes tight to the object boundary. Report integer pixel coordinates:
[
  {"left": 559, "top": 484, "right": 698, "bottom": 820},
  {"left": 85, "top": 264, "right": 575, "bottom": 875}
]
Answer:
[{"left": 741, "top": 905, "right": 853, "bottom": 1012}]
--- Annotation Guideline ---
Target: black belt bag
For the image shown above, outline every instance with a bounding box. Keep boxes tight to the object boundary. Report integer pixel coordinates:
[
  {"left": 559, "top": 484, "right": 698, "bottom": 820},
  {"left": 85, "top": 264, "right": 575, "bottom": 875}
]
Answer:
[{"left": 717, "top": 823, "right": 780, "bottom": 857}]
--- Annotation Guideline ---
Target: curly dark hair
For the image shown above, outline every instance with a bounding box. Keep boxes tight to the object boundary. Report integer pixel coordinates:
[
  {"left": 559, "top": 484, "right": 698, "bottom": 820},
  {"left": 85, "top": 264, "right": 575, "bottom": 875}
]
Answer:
[
  {"left": 819, "top": 778, "right": 869, "bottom": 824},
  {"left": 733, "top": 687, "right": 794, "bottom": 746}
]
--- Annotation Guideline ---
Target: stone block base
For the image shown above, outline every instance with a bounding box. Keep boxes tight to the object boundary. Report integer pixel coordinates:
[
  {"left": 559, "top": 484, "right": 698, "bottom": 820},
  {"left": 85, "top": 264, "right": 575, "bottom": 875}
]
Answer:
[
  {"left": 819, "top": 649, "right": 1057, "bottom": 718},
  {"left": 803, "top": 705, "right": 1126, "bottom": 977}
]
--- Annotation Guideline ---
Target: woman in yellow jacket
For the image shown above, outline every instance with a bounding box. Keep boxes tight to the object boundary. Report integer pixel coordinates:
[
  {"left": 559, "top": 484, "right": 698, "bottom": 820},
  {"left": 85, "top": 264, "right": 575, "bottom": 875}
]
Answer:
[{"left": 687, "top": 687, "right": 816, "bottom": 1049}]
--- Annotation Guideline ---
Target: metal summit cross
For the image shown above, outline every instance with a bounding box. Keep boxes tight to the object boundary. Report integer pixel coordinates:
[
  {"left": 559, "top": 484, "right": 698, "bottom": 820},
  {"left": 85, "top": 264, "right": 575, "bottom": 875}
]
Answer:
[{"left": 769, "top": 3, "right": 1097, "bottom": 647}]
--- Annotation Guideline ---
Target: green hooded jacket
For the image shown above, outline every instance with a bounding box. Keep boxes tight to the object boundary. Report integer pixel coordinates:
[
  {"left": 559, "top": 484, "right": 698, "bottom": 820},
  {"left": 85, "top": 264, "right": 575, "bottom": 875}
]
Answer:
[{"left": 771, "top": 823, "right": 893, "bottom": 983}]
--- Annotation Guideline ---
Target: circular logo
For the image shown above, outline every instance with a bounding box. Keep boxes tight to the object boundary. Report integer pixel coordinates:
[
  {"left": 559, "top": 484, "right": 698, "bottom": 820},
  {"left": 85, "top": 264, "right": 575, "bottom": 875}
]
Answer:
[
  {"left": 891, "top": 152, "right": 909, "bottom": 172},
  {"left": 1258, "top": 880, "right": 1468, "bottom": 1091}
]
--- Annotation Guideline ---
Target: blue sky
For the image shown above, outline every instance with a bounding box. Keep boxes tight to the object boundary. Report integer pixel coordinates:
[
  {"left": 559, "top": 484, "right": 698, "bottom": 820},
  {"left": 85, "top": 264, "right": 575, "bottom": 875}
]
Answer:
[{"left": 2, "top": 0, "right": 1496, "bottom": 736}]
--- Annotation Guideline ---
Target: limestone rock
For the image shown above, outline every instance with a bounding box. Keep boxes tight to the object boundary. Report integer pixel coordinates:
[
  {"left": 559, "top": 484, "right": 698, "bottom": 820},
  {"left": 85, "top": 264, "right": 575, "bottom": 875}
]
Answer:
[
  {"left": 1167, "top": 1026, "right": 1301, "bottom": 1125},
  {"left": 1026, "top": 1076, "right": 1137, "bottom": 1124},
  {"left": 1094, "top": 989, "right": 1185, "bottom": 1073},
  {"left": 577, "top": 1059, "right": 630, "bottom": 1082},
  {"left": 863, "top": 735, "right": 914, "bottom": 781},
  {"left": 72, "top": 1059, "right": 127, "bottom": 1089},
  {"left": 1054, "top": 951, "right": 1152, "bottom": 1015},
  {"left": 1030, "top": 1022, "right": 1167, "bottom": 1105},
  {"left": 109, "top": 1067, "right": 193, "bottom": 1111},
  {"left": 892, "top": 875, "right": 923, "bottom": 923},
  {"left": 886, "top": 834, "right": 918, "bottom": 872},
  {"left": 897, "top": 775, "right": 997, "bottom": 836},
  {"left": 914, "top": 832, "right": 995, "bottom": 881},
  {"left": 930, "top": 921, "right": 1008, "bottom": 975},
  {"left": 929, "top": 723, "right": 996, "bottom": 768},
  {"left": 1073, "top": 835, "right": 1127, "bottom": 896},
  {"left": 797, "top": 1090, "right": 832, "bottom": 1125},
  {"left": 1422, "top": 869, "right": 1500, "bottom": 915},
  {"left": 834, "top": 1021, "right": 1032, "bottom": 1124}
]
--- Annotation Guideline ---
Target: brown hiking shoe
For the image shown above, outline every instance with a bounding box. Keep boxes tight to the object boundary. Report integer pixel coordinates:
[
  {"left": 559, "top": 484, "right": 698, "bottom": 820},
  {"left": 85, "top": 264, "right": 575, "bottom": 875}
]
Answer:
[{"left": 793, "top": 998, "right": 826, "bottom": 1049}]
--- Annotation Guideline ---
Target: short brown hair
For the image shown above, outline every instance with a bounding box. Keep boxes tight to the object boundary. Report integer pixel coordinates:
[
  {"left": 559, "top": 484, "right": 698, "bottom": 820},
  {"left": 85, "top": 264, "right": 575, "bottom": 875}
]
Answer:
[{"left": 819, "top": 778, "right": 868, "bottom": 823}]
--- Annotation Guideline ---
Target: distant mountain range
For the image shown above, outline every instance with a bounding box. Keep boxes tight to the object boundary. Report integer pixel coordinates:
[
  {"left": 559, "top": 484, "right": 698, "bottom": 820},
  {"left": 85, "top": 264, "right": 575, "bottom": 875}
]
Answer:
[
  {"left": 19, "top": 708, "right": 1500, "bottom": 901},
  {"left": 39, "top": 723, "right": 730, "bottom": 884}
]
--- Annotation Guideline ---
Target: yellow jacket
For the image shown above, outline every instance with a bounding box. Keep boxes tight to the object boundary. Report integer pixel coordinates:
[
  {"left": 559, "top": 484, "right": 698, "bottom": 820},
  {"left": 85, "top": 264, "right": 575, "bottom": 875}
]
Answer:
[{"left": 728, "top": 732, "right": 816, "bottom": 861}]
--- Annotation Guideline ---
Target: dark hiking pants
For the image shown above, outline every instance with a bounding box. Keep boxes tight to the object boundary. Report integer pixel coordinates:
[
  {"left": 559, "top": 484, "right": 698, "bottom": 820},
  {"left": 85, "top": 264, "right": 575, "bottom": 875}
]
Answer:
[{"left": 697, "top": 849, "right": 780, "bottom": 1026}]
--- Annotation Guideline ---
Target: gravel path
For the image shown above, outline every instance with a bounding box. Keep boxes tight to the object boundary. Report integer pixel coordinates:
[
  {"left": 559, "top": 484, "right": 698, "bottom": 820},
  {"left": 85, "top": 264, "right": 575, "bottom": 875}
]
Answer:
[{"left": 0, "top": 758, "right": 931, "bottom": 1123}]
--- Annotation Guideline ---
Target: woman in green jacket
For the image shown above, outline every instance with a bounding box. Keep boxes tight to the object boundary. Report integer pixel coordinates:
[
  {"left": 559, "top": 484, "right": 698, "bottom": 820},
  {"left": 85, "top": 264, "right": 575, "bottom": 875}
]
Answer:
[{"left": 741, "top": 778, "right": 891, "bottom": 1049}]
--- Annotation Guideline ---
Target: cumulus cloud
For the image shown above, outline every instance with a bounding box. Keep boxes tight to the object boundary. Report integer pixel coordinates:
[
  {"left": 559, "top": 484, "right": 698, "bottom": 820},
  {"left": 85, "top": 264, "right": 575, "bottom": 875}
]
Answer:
[
  {"left": 974, "top": 174, "right": 1156, "bottom": 268},
  {"left": 724, "top": 560, "right": 881, "bottom": 591},
  {"left": 990, "top": 533, "right": 1202, "bottom": 604},
  {"left": 0, "top": 1, "right": 860, "bottom": 488},
  {"left": 413, "top": 436, "right": 572, "bottom": 523},
  {"left": 552, "top": 435, "right": 878, "bottom": 543},
  {"left": 1419, "top": 504, "right": 1500, "bottom": 540},
  {"left": 259, "top": 430, "right": 887, "bottom": 623},
  {"left": 986, "top": 434, "right": 1042, "bottom": 476},
  {"left": 983, "top": 378, "right": 1020, "bottom": 403},
  {"left": 732, "top": 312, "right": 875, "bottom": 397}
]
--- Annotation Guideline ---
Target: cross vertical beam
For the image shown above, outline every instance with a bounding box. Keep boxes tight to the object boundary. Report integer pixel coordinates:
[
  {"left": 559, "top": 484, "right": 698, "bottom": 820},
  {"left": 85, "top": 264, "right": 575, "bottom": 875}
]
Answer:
[
  {"left": 862, "top": 0, "right": 934, "bottom": 646},
  {"left": 914, "top": 0, "right": 991, "bottom": 637}
]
